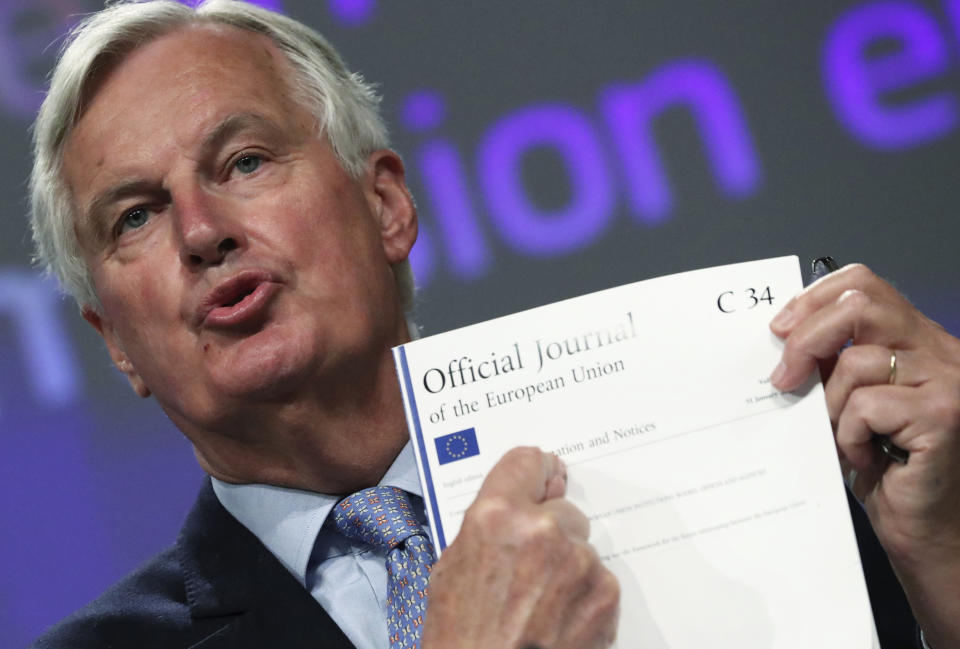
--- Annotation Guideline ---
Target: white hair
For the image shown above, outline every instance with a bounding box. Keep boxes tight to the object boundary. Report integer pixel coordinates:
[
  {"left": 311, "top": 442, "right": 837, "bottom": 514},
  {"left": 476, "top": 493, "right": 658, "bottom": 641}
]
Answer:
[{"left": 30, "top": 0, "right": 415, "bottom": 314}]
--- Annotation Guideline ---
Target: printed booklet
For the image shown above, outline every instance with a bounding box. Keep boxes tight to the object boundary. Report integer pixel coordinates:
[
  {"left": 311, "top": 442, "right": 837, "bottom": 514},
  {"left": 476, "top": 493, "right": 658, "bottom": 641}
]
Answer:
[{"left": 393, "top": 257, "right": 879, "bottom": 648}]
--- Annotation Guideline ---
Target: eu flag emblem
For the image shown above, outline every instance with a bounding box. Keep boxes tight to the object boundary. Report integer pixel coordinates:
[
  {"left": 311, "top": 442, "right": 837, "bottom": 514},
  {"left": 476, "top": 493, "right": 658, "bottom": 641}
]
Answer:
[{"left": 435, "top": 428, "right": 480, "bottom": 465}]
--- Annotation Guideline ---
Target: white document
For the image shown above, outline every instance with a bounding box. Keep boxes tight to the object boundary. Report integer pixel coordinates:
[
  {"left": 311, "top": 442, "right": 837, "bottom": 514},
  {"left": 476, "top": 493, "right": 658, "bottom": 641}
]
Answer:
[{"left": 393, "top": 256, "right": 879, "bottom": 648}]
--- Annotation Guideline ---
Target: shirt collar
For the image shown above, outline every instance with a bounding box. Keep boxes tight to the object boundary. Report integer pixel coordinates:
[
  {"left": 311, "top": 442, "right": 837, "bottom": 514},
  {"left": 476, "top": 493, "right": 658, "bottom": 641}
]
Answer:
[{"left": 211, "top": 442, "right": 422, "bottom": 586}]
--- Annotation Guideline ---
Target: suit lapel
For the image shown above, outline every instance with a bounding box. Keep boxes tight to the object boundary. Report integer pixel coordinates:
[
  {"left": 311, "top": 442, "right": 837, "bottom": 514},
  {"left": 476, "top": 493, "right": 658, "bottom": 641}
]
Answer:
[{"left": 177, "top": 480, "right": 356, "bottom": 649}]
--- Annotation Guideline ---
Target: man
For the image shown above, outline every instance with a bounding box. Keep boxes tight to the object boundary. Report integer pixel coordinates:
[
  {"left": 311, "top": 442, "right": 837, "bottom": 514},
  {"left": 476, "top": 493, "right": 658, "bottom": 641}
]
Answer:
[
  {"left": 26, "top": 1, "right": 960, "bottom": 648},
  {"left": 29, "top": 2, "right": 617, "bottom": 648}
]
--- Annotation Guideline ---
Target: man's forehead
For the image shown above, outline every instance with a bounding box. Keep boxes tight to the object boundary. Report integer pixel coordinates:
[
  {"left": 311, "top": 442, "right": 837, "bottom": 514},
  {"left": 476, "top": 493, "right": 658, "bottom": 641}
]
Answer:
[
  {"left": 62, "top": 23, "right": 311, "bottom": 248},
  {"left": 72, "top": 22, "right": 305, "bottom": 150},
  {"left": 71, "top": 23, "right": 296, "bottom": 138}
]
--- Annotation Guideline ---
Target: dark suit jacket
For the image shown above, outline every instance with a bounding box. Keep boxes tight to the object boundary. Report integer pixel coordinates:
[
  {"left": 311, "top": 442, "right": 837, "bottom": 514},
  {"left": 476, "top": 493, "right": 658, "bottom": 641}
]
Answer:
[{"left": 30, "top": 479, "right": 356, "bottom": 649}]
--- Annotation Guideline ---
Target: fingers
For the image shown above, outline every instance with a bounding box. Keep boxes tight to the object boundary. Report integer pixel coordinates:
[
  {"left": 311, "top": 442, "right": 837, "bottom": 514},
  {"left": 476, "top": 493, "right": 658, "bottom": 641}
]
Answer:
[
  {"left": 771, "top": 286, "right": 912, "bottom": 391},
  {"left": 462, "top": 493, "right": 591, "bottom": 551},
  {"left": 545, "top": 468, "right": 568, "bottom": 501},
  {"left": 542, "top": 497, "right": 592, "bottom": 540},
  {"left": 835, "top": 385, "right": 912, "bottom": 469},
  {"left": 431, "top": 450, "right": 615, "bottom": 649},
  {"left": 771, "top": 263, "right": 907, "bottom": 339},
  {"left": 770, "top": 264, "right": 958, "bottom": 395},
  {"left": 825, "top": 346, "right": 925, "bottom": 423},
  {"left": 767, "top": 263, "right": 935, "bottom": 391},
  {"left": 845, "top": 454, "right": 888, "bottom": 503},
  {"left": 479, "top": 446, "right": 566, "bottom": 504},
  {"left": 550, "top": 555, "right": 620, "bottom": 649},
  {"left": 834, "top": 385, "right": 921, "bottom": 501},
  {"left": 472, "top": 446, "right": 583, "bottom": 537},
  {"left": 472, "top": 450, "right": 586, "bottom": 539}
]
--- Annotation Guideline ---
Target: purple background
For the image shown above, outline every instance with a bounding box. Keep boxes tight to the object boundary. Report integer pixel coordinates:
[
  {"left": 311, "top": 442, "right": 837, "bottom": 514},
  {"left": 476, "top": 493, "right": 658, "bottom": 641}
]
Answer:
[{"left": 2, "top": 0, "right": 959, "bottom": 645}]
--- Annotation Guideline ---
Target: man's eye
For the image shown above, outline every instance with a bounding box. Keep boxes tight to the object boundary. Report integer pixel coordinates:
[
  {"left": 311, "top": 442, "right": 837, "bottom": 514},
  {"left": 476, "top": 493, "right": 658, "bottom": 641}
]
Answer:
[
  {"left": 119, "top": 207, "right": 150, "bottom": 233},
  {"left": 234, "top": 154, "right": 262, "bottom": 175}
]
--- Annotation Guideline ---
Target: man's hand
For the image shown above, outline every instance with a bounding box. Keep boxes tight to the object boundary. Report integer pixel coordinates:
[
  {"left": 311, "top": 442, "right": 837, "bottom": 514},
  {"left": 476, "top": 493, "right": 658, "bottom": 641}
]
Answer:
[
  {"left": 421, "top": 447, "right": 620, "bottom": 649},
  {"left": 769, "top": 263, "right": 960, "bottom": 648}
]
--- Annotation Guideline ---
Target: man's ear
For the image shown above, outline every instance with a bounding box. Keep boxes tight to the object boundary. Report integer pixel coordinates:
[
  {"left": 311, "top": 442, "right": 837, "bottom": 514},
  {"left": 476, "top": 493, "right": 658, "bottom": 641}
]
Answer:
[
  {"left": 82, "top": 307, "right": 152, "bottom": 398},
  {"left": 365, "top": 150, "right": 418, "bottom": 264}
]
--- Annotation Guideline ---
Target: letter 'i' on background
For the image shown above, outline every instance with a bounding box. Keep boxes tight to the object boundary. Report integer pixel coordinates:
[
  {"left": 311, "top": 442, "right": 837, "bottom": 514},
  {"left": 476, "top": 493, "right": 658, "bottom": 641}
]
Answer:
[{"left": 402, "top": 89, "right": 492, "bottom": 286}]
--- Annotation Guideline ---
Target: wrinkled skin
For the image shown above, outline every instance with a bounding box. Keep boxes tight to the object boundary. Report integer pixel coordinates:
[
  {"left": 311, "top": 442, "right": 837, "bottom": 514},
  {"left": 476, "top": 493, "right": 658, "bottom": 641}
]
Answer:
[{"left": 422, "top": 447, "right": 620, "bottom": 649}]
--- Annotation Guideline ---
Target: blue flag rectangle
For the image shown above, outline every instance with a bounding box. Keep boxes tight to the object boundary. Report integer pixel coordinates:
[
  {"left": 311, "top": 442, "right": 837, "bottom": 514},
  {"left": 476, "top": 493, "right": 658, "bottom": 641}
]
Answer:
[{"left": 435, "top": 428, "right": 480, "bottom": 465}]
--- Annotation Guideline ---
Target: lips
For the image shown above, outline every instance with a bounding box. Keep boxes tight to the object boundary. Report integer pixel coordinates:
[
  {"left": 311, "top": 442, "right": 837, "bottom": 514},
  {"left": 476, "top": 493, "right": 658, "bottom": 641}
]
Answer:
[{"left": 196, "top": 270, "right": 281, "bottom": 329}]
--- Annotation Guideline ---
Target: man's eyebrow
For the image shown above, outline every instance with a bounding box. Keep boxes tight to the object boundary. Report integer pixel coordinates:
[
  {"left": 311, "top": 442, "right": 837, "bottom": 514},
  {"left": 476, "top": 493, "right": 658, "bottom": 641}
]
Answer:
[
  {"left": 83, "top": 179, "right": 163, "bottom": 242},
  {"left": 199, "top": 113, "right": 285, "bottom": 156}
]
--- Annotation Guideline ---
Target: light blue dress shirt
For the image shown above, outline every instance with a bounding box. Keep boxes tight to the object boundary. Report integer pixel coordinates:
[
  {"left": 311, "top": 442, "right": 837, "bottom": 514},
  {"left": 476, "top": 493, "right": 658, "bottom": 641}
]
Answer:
[{"left": 211, "top": 443, "right": 432, "bottom": 649}]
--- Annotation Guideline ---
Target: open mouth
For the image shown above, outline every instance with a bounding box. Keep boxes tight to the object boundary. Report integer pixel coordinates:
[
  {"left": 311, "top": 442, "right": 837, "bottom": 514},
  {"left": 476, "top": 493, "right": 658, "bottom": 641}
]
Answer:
[
  {"left": 222, "top": 287, "right": 255, "bottom": 308},
  {"left": 198, "top": 271, "right": 281, "bottom": 329}
]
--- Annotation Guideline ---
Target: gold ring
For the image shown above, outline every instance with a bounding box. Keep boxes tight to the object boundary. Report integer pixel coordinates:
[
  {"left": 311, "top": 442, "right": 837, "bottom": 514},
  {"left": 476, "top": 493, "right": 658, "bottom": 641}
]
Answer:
[{"left": 888, "top": 350, "right": 898, "bottom": 385}]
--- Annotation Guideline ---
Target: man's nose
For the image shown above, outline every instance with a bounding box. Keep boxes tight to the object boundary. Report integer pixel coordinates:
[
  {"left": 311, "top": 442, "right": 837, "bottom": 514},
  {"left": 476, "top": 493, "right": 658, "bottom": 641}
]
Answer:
[{"left": 173, "top": 188, "right": 245, "bottom": 268}]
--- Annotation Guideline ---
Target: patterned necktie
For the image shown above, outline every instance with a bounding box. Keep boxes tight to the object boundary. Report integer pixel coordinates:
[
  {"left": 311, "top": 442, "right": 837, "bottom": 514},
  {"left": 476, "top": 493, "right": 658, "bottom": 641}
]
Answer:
[{"left": 332, "top": 486, "right": 435, "bottom": 649}]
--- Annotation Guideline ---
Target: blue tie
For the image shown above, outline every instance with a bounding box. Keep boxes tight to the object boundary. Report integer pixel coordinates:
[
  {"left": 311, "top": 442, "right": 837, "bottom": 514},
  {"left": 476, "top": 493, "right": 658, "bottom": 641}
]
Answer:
[{"left": 332, "top": 486, "right": 435, "bottom": 649}]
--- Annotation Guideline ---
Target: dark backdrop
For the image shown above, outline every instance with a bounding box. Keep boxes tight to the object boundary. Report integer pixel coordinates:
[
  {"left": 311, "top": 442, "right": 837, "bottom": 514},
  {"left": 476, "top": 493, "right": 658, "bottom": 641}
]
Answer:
[{"left": 2, "top": 0, "right": 957, "bottom": 645}]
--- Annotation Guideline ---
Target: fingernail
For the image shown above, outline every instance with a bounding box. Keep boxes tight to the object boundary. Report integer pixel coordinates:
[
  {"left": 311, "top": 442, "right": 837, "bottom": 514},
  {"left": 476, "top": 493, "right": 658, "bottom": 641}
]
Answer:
[
  {"left": 770, "top": 361, "right": 787, "bottom": 386},
  {"left": 770, "top": 307, "right": 795, "bottom": 331}
]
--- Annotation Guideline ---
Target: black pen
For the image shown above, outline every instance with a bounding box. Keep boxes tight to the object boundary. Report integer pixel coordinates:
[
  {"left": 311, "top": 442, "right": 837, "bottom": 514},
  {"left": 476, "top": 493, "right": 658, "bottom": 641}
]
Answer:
[{"left": 809, "top": 256, "right": 909, "bottom": 464}]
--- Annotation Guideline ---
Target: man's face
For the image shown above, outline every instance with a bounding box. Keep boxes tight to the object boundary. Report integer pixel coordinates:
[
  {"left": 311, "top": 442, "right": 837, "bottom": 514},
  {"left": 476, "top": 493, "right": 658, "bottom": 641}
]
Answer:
[{"left": 63, "top": 25, "right": 416, "bottom": 437}]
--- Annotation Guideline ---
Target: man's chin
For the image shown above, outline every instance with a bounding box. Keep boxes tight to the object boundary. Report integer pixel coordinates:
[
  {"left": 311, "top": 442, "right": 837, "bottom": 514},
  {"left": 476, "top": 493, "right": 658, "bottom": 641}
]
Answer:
[{"left": 203, "top": 327, "right": 320, "bottom": 402}]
